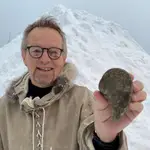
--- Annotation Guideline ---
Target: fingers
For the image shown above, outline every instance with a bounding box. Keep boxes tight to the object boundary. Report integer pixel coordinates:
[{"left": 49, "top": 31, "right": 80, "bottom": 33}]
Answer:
[
  {"left": 133, "top": 80, "right": 144, "bottom": 92},
  {"left": 132, "top": 80, "right": 147, "bottom": 102},
  {"left": 129, "top": 102, "right": 144, "bottom": 113},
  {"left": 132, "top": 91, "right": 147, "bottom": 102},
  {"left": 126, "top": 102, "right": 144, "bottom": 121},
  {"left": 116, "top": 102, "right": 143, "bottom": 124}
]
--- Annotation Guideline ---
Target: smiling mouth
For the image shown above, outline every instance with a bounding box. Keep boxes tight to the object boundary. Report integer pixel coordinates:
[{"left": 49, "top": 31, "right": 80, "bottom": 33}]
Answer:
[{"left": 37, "top": 67, "right": 54, "bottom": 72}]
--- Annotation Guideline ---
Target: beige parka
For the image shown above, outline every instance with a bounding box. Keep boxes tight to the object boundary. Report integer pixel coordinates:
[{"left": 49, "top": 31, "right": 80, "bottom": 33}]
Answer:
[{"left": 0, "top": 63, "right": 128, "bottom": 150}]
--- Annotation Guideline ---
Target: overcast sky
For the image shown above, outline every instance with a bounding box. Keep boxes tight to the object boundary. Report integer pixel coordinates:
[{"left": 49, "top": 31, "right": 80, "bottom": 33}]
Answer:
[{"left": 0, "top": 0, "right": 150, "bottom": 53}]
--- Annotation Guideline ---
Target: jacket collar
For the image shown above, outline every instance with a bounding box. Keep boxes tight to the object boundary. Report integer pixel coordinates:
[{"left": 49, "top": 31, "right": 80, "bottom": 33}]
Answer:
[{"left": 5, "top": 62, "right": 78, "bottom": 111}]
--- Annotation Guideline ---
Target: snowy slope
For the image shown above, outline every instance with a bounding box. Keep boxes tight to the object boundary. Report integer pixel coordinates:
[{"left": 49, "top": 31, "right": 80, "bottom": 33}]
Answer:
[{"left": 0, "top": 5, "right": 150, "bottom": 150}]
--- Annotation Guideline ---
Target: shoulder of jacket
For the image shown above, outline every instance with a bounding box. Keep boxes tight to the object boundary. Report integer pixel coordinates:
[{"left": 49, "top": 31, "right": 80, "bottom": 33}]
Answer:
[
  {"left": 0, "top": 94, "right": 10, "bottom": 109},
  {"left": 0, "top": 95, "right": 6, "bottom": 119},
  {"left": 71, "top": 84, "right": 92, "bottom": 94},
  {"left": 68, "top": 84, "right": 94, "bottom": 103},
  {"left": 0, "top": 92, "right": 18, "bottom": 109}
]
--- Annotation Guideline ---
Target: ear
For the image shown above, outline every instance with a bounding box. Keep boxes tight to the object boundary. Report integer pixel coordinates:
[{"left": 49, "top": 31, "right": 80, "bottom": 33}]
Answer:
[
  {"left": 63, "top": 56, "right": 67, "bottom": 62},
  {"left": 21, "top": 49, "right": 27, "bottom": 65}
]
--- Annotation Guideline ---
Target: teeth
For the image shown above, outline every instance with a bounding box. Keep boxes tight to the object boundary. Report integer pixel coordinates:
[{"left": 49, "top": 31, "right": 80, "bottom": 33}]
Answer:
[{"left": 39, "top": 68, "right": 53, "bottom": 71}]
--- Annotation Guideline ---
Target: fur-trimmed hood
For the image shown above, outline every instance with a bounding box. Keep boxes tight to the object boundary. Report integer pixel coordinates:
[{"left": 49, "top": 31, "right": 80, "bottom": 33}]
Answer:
[{"left": 5, "top": 62, "right": 78, "bottom": 112}]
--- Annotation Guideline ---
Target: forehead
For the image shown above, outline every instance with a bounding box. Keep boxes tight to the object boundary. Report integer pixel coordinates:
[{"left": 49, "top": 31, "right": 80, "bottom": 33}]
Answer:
[{"left": 27, "top": 27, "right": 63, "bottom": 48}]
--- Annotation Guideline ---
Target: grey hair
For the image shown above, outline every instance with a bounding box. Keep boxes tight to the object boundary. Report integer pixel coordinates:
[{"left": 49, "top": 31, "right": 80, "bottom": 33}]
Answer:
[{"left": 21, "top": 16, "right": 67, "bottom": 56}]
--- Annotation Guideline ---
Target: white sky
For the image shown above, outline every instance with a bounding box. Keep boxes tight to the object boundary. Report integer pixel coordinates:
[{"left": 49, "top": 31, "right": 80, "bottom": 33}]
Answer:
[{"left": 0, "top": 0, "right": 150, "bottom": 53}]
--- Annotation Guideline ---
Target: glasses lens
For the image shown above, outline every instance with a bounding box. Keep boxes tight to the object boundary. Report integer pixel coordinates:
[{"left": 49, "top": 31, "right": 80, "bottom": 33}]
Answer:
[
  {"left": 29, "top": 46, "right": 42, "bottom": 58},
  {"left": 48, "top": 48, "right": 62, "bottom": 59}
]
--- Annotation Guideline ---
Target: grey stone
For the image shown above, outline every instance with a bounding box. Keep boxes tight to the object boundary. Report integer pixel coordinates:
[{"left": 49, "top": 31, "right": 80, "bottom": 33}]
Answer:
[{"left": 99, "top": 68, "right": 133, "bottom": 121}]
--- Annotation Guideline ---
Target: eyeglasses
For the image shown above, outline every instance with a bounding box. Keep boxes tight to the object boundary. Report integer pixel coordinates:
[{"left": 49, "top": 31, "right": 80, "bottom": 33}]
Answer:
[{"left": 26, "top": 46, "right": 64, "bottom": 60}]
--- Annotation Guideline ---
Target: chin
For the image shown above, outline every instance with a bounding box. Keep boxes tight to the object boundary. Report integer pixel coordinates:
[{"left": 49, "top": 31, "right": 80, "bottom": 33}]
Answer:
[
  {"left": 35, "top": 77, "right": 54, "bottom": 87},
  {"left": 31, "top": 70, "right": 57, "bottom": 87}
]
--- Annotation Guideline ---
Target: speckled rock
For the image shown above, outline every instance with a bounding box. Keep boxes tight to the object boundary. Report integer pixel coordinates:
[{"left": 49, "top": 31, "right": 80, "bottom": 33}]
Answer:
[{"left": 99, "top": 68, "right": 133, "bottom": 121}]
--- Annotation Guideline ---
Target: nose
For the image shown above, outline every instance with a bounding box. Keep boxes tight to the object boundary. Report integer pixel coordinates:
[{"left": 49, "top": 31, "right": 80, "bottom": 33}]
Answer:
[{"left": 39, "top": 50, "right": 51, "bottom": 64}]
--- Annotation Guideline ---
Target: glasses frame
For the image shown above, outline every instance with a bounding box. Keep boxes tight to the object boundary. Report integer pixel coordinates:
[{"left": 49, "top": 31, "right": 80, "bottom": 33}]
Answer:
[{"left": 26, "top": 46, "right": 64, "bottom": 60}]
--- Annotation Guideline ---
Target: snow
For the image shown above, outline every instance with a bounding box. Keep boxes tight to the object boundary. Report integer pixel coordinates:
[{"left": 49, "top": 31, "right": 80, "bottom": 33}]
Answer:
[{"left": 0, "top": 4, "right": 150, "bottom": 150}]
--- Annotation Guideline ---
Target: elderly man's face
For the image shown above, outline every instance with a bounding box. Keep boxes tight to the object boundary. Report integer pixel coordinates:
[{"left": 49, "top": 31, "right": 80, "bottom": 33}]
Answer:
[{"left": 22, "top": 27, "right": 66, "bottom": 87}]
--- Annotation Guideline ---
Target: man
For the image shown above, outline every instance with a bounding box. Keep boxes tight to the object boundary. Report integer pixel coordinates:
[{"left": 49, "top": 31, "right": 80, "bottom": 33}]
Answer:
[{"left": 0, "top": 16, "right": 146, "bottom": 150}]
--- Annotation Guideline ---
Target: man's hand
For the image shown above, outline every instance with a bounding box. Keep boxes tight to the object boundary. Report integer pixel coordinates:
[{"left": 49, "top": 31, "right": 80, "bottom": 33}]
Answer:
[{"left": 93, "top": 74, "right": 147, "bottom": 142}]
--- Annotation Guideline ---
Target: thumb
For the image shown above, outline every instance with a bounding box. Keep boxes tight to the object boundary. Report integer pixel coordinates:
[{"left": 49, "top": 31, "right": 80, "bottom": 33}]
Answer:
[
  {"left": 93, "top": 91, "right": 109, "bottom": 110},
  {"left": 93, "top": 91, "right": 112, "bottom": 123}
]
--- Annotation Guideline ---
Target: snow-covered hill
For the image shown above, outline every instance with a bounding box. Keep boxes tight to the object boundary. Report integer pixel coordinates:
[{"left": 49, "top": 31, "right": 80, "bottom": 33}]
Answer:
[{"left": 0, "top": 5, "right": 150, "bottom": 150}]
